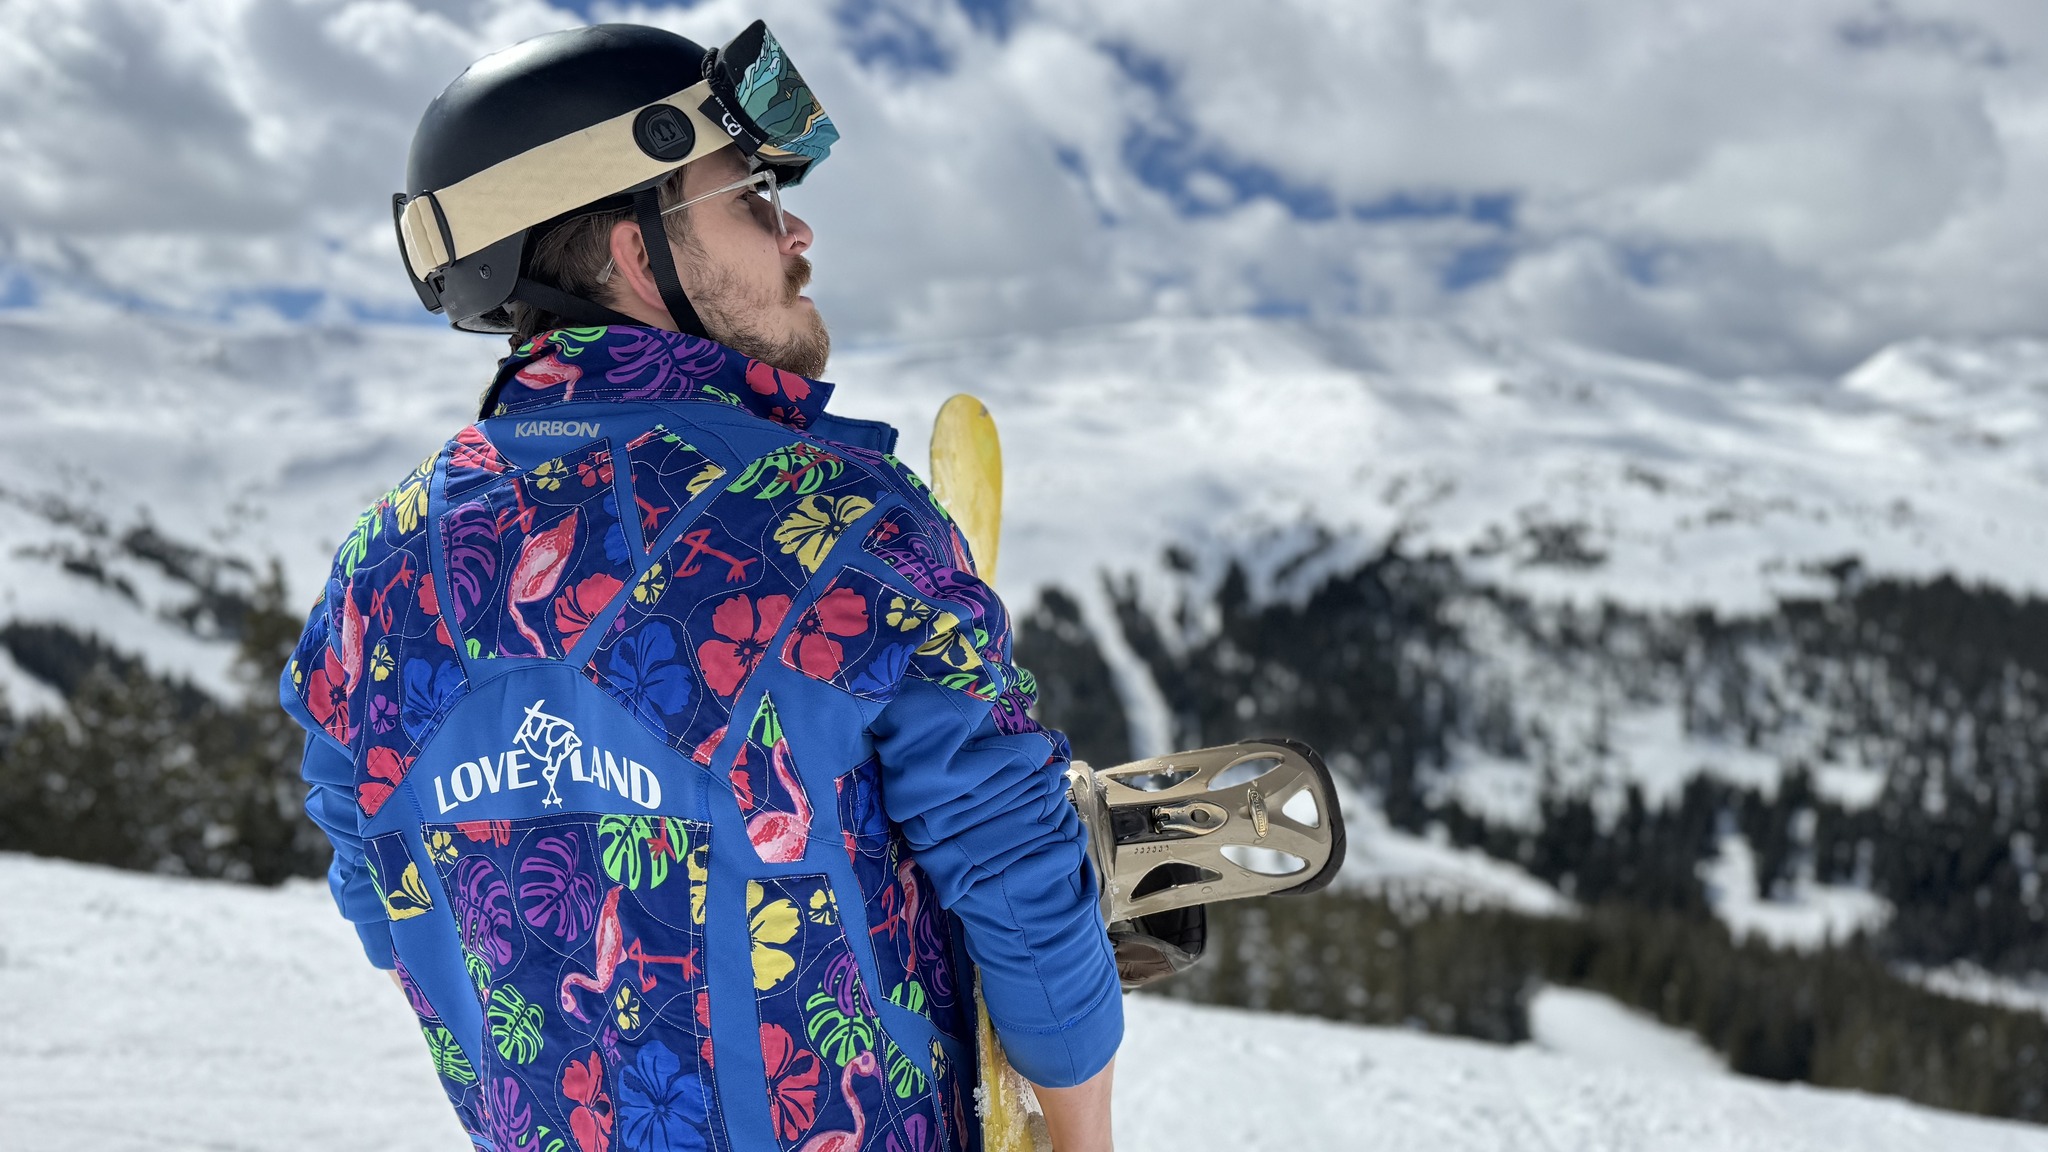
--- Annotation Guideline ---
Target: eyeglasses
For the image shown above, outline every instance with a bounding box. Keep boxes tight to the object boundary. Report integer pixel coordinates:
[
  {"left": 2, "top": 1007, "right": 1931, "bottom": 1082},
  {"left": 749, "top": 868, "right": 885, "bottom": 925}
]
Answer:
[{"left": 597, "top": 168, "right": 784, "bottom": 286}]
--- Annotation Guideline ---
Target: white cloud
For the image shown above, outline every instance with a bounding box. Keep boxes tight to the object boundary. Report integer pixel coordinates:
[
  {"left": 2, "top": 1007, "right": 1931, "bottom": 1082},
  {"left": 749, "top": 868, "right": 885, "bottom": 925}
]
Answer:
[{"left": 1, "top": 0, "right": 2046, "bottom": 373}]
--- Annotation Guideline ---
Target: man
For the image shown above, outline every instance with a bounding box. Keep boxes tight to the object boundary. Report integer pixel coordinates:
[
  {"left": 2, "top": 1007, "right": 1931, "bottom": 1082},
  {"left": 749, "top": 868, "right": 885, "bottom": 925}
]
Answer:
[{"left": 280, "top": 21, "right": 1120, "bottom": 1152}]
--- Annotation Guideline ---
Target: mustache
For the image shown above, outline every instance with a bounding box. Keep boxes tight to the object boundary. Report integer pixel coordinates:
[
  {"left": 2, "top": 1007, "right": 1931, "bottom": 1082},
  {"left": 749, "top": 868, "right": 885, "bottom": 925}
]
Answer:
[{"left": 784, "top": 256, "right": 812, "bottom": 304}]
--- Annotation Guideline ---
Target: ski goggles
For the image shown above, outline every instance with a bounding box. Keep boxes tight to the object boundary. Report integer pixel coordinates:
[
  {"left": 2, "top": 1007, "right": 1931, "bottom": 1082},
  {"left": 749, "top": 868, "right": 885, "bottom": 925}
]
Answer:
[{"left": 395, "top": 19, "right": 837, "bottom": 284}]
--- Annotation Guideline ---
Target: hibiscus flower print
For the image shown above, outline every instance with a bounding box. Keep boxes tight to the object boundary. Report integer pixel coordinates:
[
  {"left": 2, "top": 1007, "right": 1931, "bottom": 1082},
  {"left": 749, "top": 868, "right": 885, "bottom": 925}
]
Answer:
[
  {"left": 358, "top": 745, "right": 411, "bottom": 816},
  {"left": 616, "top": 1041, "right": 710, "bottom": 1152},
  {"left": 306, "top": 648, "right": 352, "bottom": 744},
  {"left": 555, "top": 572, "right": 626, "bottom": 651},
  {"left": 634, "top": 562, "right": 668, "bottom": 605},
  {"left": 781, "top": 586, "right": 870, "bottom": 681},
  {"left": 402, "top": 658, "right": 465, "bottom": 745},
  {"left": 367, "top": 692, "right": 400, "bottom": 734},
  {"left": 772, "top": 494, "right": 874, "bottom": 574},
  {"left": 747, "top": 879, "right": 800, "bottom": 991},
  {"left": 696, "top": 593, "right": 791, "bottom": 698},
  {"left": 562, "top": 1049, "right": 614, "bottom": 1152},
  {"left": 601, "top": 622, "right": 694, "bottom": 718},
  {"left": 530, "top": 458, "right": 569, "bottom": 492},
  {"left": 761, "top": 1023, "right": 821, "bottom": 1142}
]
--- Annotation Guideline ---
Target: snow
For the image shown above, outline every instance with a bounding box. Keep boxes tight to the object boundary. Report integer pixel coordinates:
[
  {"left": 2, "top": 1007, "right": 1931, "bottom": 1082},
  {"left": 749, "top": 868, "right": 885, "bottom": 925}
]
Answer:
[
  {"left": 1119, "top": 993, "right": 2048, "bottom": 1152},
  {"left": 0, "top": 643, "right": 66, "bottom": 717},
  {"left": 7, "top": 852, "right": 2044, "bottom": 1152},
  {"left": 1334, "top": 784, "right": 1573, "bottom": 918},
  {"left": 1526, "top": 986, "right": 1725, "bottom": 1077},
  {"left": 11, "top": 308, "right": 2048, "bottom": 697},
  {"left": 0, "top": 310, "right": 494, "bottom": 695},
  {"left": 1697, "top": 833, "right": 1893, "bottom": 951},
  {"left": 831, "top": 319, "right": 2048, "bottom": 617},
  {"left": 1904, "top": 962, "right": 2048, "bottom": 1020}
]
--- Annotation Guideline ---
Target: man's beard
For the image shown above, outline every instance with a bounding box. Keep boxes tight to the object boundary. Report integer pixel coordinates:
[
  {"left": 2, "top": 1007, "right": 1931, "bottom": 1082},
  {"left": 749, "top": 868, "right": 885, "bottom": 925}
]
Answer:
[{"left": 686, "top": 254, "right": 830, "bottom": 380}]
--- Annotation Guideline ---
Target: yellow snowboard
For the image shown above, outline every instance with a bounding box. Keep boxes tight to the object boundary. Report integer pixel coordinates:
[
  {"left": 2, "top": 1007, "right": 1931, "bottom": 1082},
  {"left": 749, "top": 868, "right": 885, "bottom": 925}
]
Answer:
[{"left": 929, "top": 394, "right": 1051, "bottom": 1152}]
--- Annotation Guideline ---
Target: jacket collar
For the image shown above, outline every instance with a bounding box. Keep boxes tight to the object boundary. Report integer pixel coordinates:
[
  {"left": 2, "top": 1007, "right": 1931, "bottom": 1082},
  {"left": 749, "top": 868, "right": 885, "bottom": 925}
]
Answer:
[{"left": 484, "top": 326, "right": 834, "bottom": 432}]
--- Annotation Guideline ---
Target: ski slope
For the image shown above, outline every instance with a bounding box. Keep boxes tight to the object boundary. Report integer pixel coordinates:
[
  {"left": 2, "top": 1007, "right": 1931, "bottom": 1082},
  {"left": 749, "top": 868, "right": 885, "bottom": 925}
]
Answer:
[{"left": 4, "top": 852, "right": 2042, "bottom": 1152}]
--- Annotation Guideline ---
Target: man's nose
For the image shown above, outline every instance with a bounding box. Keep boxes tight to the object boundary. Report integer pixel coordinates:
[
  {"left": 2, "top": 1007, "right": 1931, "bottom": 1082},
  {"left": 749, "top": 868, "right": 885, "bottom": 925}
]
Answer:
[{"left": 780, "top": 209, "right": 814, "bottom": 255}]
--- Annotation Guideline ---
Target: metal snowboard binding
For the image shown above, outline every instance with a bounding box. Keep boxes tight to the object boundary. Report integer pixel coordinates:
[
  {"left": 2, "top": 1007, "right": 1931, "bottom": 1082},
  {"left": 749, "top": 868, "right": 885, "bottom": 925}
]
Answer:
[{"left": 1066, "top": 738, "right": 1347, "bottom": 989}]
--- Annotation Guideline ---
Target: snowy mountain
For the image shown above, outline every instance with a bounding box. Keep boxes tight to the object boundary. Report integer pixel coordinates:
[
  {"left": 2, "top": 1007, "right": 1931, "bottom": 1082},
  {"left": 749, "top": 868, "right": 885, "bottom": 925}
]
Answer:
[
  {"left": 11, "top": 306, "right": 2048, "bottom": 696},
  {"left": 7, "top": 306, "right": 2048, "bottom": 1114},
  {"left": 8, "top": 851, "right": 2045, "bottom": 1152}
]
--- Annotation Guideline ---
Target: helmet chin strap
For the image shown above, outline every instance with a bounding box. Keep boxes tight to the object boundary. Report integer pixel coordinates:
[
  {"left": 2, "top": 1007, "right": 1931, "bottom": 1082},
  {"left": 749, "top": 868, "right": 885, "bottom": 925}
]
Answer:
[
  {"left": 507, "top": 279, "right": 640, "bottom": 329},
  {"left": 634, "top": 187, "right": 710, "bottom": 340}
]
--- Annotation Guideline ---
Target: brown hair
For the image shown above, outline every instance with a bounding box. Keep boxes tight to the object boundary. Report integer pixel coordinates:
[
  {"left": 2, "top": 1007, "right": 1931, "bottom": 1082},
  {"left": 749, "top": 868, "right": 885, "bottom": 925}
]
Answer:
[{"left": 504, "top": 167, "right": 693, "bottom": 347}]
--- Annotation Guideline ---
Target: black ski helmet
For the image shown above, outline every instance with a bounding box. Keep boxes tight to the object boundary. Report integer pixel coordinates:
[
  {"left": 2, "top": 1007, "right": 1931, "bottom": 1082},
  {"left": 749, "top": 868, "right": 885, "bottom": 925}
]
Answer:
[{"left": 393, "top": 21, "right": 838, "bottom": 335}]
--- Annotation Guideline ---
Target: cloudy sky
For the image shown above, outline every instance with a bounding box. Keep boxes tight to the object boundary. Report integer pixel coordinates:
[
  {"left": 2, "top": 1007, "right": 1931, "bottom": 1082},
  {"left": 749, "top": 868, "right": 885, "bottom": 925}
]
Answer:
[{"left": 3, "top": 0, "right": 2045, "bottom": 375}]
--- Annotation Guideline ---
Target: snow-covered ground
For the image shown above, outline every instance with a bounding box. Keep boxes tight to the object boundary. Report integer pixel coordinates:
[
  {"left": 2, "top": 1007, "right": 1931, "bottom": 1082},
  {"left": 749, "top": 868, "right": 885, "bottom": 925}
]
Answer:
[
  {"left": 1526, "top": 985, "right": 1725, "bottom": 1077},
  {"left": 6, "top": 852, "right": 2045, "bottom": 1152}
]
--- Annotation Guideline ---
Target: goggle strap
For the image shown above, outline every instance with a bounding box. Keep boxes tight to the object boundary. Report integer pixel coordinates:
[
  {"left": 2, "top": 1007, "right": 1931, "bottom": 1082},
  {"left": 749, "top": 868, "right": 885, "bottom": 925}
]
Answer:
[
  {"left": 399, "top": 78, "right": 728, "bottom": 278},
  {"left": 633, "top": 187, "right": 709, "bottom": 340}
]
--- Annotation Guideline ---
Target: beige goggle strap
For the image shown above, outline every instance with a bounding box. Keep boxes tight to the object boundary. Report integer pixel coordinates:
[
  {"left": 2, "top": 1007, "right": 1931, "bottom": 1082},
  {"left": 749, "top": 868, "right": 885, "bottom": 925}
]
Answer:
[{"left": 399, "top": 79, "right": 728, "bottom": 281}]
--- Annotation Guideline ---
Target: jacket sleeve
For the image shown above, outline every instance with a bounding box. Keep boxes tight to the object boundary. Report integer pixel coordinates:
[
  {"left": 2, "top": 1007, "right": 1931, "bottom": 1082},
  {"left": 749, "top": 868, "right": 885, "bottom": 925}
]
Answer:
[
  {"left": 279, "top": 602, "right": 395, "bottom": 970},
  {"left": 868, "top": 675, "right": 1123, "bottom": 1088}
]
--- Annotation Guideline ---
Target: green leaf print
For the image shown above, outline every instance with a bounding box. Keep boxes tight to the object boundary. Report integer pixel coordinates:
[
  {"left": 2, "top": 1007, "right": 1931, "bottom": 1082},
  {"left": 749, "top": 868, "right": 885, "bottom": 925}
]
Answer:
[
  {"left": 599, "top": 814, "right": 643, "bottom": 889},
  {"left": 598, "top": 815, "right": 687, "bottom": 890},
  {"left": 464, "top": 949, "right": 491, "bottom": 994},
  {"left": 885, "top": 1039, "right": 927, "bottom": 1099},
  {"left": 422, "top": 1025, "right": 477, "bottom": 1085},
  {"left": 487, "top": 984, "right": 546, "bottom": 1064},
  {"left": 646, "top": 817, "right": 686, "bottom": 888},
  {"left": 336, "top": 505, "right": 381, "bottom": 578},
  {"left": 726, "top": 443, "right": 845, "bottom": 501},
  {"left": 887, "top": 980, "right": 928, "bottom": 1016},
  {"left": 803, "top": 990, "right": 876, "bottom": 1067}
]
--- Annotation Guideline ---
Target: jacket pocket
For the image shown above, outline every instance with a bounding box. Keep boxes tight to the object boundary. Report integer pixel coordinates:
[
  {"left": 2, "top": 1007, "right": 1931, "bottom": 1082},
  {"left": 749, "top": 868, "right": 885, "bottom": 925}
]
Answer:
[
  {"left": 424, "top": 813, "right": 724, "bottom": 1152},
  {"left": 746, "top": 872, "right": 947, "bottom": 1152}
]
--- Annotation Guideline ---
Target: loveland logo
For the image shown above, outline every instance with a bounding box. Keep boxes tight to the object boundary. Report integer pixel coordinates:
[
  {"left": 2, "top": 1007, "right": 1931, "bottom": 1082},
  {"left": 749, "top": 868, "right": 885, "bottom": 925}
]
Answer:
[
  {"left": 432, "top": 699, "right": 662, "bottom": 814},
  {"left": 514, "top": 700, "right": 580, "bottom": 808}
]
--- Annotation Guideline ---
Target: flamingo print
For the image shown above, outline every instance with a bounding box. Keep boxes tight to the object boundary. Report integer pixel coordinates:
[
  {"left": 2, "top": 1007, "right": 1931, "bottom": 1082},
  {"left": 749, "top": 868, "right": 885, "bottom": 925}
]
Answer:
[
  {"left": 559, "top": 887, "right": 700, "bottom": 1019},
  {"left": 508, "top": 510, "right": 578, "bottom": 655},
  {"left": 747, "top": 740, "right": 814, "bottom": 864},
  {"left": 796, "top": 1050, "right": 881, "bottom": 1152},
  {"left": 868, "top": 858, "right": 923, "bottom": 979}
]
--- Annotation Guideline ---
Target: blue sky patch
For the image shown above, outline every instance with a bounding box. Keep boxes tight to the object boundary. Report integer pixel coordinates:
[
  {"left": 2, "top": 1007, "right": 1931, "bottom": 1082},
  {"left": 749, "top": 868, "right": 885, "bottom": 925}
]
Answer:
[
  {"left": 956, "top": 0, "right": 1021, "bottom": 40},
  {"left": 1442, "top": 242, "right": 1515, "bottom": 291},
  {"left": 0, "top": 269, "right": 38, "bottom": 310},
  {"left": 837, "top": 0, "right": 954, "bottom": 75},
  {"left": 1354, "top": 191, "right": 1518, "bottom": 229}
]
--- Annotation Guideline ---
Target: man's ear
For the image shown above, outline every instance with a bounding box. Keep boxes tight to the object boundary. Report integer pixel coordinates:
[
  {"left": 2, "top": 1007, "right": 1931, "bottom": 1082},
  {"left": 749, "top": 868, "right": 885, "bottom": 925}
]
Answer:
[{"left": 606, "top": 219, "right": 675, "bottom": 331}]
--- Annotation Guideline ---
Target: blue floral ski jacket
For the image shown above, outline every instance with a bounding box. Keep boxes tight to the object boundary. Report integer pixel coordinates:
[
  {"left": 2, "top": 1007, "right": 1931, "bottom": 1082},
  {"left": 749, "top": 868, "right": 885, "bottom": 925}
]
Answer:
[{"left": 280, "top": 326, "right": 1122, "bottom": 1152}]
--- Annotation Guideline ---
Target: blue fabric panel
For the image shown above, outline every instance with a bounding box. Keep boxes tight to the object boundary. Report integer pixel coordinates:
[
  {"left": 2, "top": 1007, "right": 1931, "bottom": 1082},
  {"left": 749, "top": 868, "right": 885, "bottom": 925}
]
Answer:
[{"left": 868, "top": 679, "right": 1123, "bottom": 1088}]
